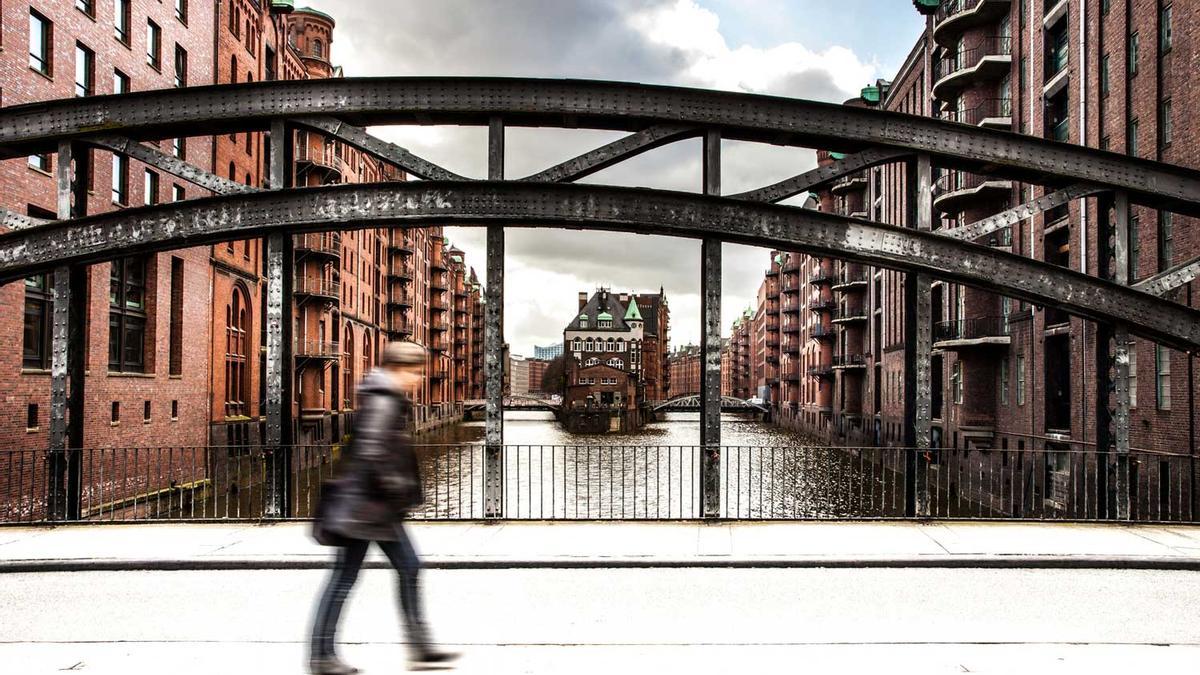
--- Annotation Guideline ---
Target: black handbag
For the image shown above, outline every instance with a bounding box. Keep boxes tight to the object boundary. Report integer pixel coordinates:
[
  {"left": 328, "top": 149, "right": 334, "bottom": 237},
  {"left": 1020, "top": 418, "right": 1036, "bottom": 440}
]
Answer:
[{"left": 311, "top": 479, "right": 350, "bottom": 547}]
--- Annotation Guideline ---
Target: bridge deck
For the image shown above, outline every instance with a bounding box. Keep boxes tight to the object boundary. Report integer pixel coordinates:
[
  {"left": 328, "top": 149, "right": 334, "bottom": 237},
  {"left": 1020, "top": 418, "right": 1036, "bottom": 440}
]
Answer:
[{"left": 3, "top": 522, "right": 1198, "bottom": 674}]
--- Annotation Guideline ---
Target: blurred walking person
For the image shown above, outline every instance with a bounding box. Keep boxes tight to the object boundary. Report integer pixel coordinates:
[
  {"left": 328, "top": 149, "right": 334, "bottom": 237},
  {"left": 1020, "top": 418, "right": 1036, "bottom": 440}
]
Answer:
[{"left": 309, "top": 342, "right": 458, "bottom": 674}]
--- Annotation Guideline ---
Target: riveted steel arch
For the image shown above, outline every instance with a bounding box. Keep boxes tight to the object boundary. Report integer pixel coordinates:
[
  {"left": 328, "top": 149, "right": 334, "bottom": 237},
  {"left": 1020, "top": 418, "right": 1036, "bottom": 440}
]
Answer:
[
  {"left": 1, "top": 78, "right": 1199, "bottom": 214},
  {"left": 1, "top": 181, "right": 1197, "bottom": 351}
]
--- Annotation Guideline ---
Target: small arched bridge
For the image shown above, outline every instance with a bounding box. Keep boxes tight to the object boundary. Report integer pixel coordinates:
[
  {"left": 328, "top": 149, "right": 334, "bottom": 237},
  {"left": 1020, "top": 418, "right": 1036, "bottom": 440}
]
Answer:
[
  {"left": 649, "top": 395, "right": 769, "bottom": 413},
  {"left": 464, "top": 395, "right": 561, "bottom": 413}
]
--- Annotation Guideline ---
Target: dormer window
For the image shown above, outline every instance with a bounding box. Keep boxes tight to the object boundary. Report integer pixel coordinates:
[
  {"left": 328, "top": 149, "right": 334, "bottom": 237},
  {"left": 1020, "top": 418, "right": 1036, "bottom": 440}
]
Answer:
[
  {"left": 599, "top": 319, "right": 612, "bottom": 328},
  {"left": 580, "top": 316, "right": 588, "bottom": 329}
]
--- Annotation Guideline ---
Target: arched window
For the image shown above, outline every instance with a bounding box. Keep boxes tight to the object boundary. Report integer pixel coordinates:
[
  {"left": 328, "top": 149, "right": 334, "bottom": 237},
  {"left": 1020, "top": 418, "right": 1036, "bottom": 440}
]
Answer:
[
  {"left": 230, "top": 56, "right": 237, "bottom": 84},
  {"left": 342, "top": 324, "right": 354, "bottom": 409},
  {"left": 361, "top": 333, "right": 371, "bottom": 380},
  {"left": 312, "top": 38, "right": 323, "bottom": 58},
  {"left": 224, "top": 286, "right": 249, "bottom": 416},
  {"left": 572, "top": 339, "right": 582, "bottom": 351},
  {"left": 585, "top": 357, "right": 599, "bottom": 367}
]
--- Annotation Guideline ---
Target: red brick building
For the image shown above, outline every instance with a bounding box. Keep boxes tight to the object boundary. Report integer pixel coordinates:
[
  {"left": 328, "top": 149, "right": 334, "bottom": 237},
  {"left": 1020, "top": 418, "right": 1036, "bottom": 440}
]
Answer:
[{"left": 756, "top": 1, "right": 1199, "bottom": 457}]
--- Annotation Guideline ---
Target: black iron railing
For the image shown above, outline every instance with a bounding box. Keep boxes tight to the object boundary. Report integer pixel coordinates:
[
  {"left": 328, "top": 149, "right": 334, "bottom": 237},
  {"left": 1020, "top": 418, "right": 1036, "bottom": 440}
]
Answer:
[
  {"left": 3, "top": 444, "right": 1194, "bottom": 523},
  {"left": 944, "top": 98, "right": 1013, "bottom": 126},
  {"left": 934, "top": 315, "right": 1012, "bottom": 342},
  {"left": 935, "top": 37, "right": 1013, "bottom": 82}
]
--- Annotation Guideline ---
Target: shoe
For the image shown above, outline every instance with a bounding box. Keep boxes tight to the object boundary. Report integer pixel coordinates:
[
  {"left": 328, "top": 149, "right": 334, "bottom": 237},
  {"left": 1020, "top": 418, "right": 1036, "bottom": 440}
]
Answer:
[
  {"left": 409, "top": 646, "right": 460, "bottom": 670},
  {"left": 309, "top": 655, "right": 360, "bottom": 675}
]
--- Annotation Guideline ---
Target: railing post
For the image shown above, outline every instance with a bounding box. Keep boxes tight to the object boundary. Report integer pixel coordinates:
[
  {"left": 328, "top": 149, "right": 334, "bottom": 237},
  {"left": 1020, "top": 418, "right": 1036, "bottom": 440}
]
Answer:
[
  {"left": 1095, "top": 191, "right": 1132, "bottom": 519},
  {"left": 700, "top": 129, "right": 722, "bottom": 518},
  {"left": 263, "top": 119, "right": 295, "bottom": 518},
  {"left": 484, "top": 116, "right": 505, "bottom": 518},
  {"left": 48, "top": 141, "right": 88, "bottom": 521},
  {"left": 903, "top": 154, "right": 932, "bottom": 517}
]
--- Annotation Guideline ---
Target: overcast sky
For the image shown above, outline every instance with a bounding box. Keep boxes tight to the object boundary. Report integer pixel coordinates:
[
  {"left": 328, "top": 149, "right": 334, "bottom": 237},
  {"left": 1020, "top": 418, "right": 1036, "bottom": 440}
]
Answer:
[{"left": 303, "top": 0, "right": 923, "bottom": 355}]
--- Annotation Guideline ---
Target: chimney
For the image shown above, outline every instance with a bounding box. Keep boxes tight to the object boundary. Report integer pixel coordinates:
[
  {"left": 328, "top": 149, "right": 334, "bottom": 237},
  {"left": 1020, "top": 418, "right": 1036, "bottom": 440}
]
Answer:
[{"left": 578, "top": 292, "right": 588, "bottom": 311}]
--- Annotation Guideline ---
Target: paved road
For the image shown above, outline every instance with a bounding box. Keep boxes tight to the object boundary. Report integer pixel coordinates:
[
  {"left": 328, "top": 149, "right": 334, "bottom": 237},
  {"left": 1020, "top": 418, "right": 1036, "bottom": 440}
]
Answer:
[{"left": 3, "top": 566, "right": 1199, "bottom": 673}]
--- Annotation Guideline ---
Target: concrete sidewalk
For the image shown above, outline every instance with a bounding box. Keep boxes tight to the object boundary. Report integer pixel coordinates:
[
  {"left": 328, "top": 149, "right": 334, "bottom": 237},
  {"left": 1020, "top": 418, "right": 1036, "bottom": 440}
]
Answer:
[{"left": 3, "top": 520, "right": 1200, "bottom": 571}]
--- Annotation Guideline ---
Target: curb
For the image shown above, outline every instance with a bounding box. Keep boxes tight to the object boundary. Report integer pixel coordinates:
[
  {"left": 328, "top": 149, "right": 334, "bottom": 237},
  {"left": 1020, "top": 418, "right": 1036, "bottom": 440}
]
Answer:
[{"left": 4, "top": 555, "right": 1200, "bottom": 573}]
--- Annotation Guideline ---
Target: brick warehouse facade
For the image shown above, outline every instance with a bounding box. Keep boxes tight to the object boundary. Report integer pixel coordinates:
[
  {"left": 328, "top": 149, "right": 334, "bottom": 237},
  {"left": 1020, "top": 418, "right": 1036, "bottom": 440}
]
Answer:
[
  {"left": 756, "top": 1, "right": 1198, "bottom": 461},
  {"left": 0, "top": 1, "right": 485, "bottom": 458}
]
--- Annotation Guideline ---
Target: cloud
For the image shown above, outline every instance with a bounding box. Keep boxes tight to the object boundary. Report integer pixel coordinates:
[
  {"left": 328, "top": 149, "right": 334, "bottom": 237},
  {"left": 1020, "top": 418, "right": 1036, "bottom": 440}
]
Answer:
[{"left": 304, "top": 0, "right": 883, "bottom": 352}]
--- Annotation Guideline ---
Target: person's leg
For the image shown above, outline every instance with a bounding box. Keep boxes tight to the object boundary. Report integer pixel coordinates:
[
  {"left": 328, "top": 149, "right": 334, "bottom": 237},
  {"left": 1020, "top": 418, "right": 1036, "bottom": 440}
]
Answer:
[
  {"left": 310, "top": 539, "right": 370, "bottom": 660},
  {"left": 377, "top": 524, "right": 423, "bottom": 632}
]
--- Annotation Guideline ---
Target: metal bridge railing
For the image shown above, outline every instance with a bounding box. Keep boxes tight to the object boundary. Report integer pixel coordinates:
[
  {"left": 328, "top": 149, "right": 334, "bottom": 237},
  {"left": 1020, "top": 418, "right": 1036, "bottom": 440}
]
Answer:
[{"left": 2, "top": 445, "right": 1195, "bottom": 523}]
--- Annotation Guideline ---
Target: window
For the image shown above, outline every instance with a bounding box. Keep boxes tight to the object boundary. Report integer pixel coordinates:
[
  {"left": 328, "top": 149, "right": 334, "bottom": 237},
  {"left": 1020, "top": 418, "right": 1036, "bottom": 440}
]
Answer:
[
  {"left": 1161, "top": 4, "right": 1173, "bottom": 52},
  {"left": 171, "top": 400, "right": 179, "bottom": 420},
  {"left": 169, "top": 258, "right": 183, "bottom": 375},
  {"left": 999, "top": 357, "right": 1009, "bottom": 405},
  {"left": 23, "top": 274, "right": 53, "bottom": 369},
  {"left": 579, "top": 317, "right": 588, "bottom": 329},
  {"left": 172, "top": 137, "right": 185, "bottom": 158},
  {"left": 1128, "top": 343, "right": 1138, "bottom": 408},
  {"left": 951, "top": 361, "right": 963, "bottom": 404},
  {"left": 109, "top": 257, "right": 148, "bottom": 373},
  {"left": 1130, "top": 213, "right": 1140, "bottom": 281},
  {"left": 225, "top": 287, "right": 249, "bottom": 416},
  {"left": 1128, "top": 32, "right": 1138, "bottom": 76},
  {"left": 28, "top": 153, "right": 51, "bottom": 172},
  {"left": 1046, "top": 90, "right": 1069, "bottom": 142},
  {"left": 143, "top": 170, "right": 159, "bottom": 206},
  {"left": 175, "top": 0, "right": 188, "bottom": 23},
  {"left": 1158, "top": 211, "right": 1174, "bottom": 272},
  {"left": 1128, "top": 118, "right": 1139, "bottom": 157},
  {"left": 75, "top": 44, "right": 94, "bottom": 96},
  {"left": 1100, "top": 54, "right": 1110, "bottom": 96},
  {"left": 312, "top": 38, "right": 323, "bottom": 58},
  {"left": 172, "top": 184, "right": 185, "bottom": 202},
  {"left": 174, "top": 45, "right": 188, "bottom": 87},
  {"left": 572, "top": 339, "right": 582, "bottom": 351},
  {"left": 27, "top": 404, "right": 39, "bottom": 430},
  {"left": 112, "top": 154, "right": 128, "bottom": 204},
  {"left": 111, "top": 402, "right": 120, "bottom": 424},
  {"left": 143, "top": 400, "right": 151, "bottom": 423},
  {"left": 1102, "top": 0, "right": 1110, "bottom": 15},
  {"left": 76, "top": 0, "right": 94, "bottom": 17},
  {"left": 113, "top": 69, "right": 130, "bottom": 94},
  {"left": 265, "top": 45, "right": 277, "bottom": 81},
  {"left": 1016, "top": 354, "right": 1026, "bottom": 405},
  {"left": 115, "top": 0, "right": 131, "bottom": 43},
  {"left": 1160, "top": 99, "right": 1172, "bottom": 148},
  {"left": 1045, "top": 22, "right": 1068, "bottom": 78},
  {"left": 29, "top": 11, "right": 52, "bottom": 76},
  {"left": 147, "top": 20, "right": 162, "bottom": 69},
  {"left": 1155, "top": 345, "right": 1171, "bottom": 410}
]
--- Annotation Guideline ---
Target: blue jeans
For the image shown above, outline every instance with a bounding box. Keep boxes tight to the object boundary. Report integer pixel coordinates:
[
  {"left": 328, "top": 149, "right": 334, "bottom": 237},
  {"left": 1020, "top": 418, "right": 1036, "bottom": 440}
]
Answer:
[{"left": 310, "top": 525, "right": 424, "bottom": 659}]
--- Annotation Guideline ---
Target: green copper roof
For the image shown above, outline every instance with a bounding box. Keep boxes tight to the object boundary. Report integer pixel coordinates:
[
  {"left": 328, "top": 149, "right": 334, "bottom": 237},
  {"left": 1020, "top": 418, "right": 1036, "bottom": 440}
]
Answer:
[
  {"left": 860, "top": 85, "right": 881, "bottom": 104},
  {"left": 597, "top": 311, "right": 613, "bottom": 321},
  {"left": 829, "top": 152, "right": 846, "bottom": 160},
  {"left": 912, "top": 0, "right": 939, "bottom": 14},
  {"left": 624, "top": 299, "right": 642, "bottom": 321},
  {"left": 294, "top": 6, "right": 334, "bottom": 23},
  {"left": 270, "top": 0, "right": 295, "bottom": 12}
]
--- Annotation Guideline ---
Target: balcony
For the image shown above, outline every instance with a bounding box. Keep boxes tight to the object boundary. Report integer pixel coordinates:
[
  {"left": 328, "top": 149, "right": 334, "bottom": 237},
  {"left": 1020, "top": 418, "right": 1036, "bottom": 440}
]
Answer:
[
  {"left": 932, "top": 37, "right": 1013, "bottom": 102},
  {"left": 766, "top": 317, "right": 780, "bottom": 331},
  {"left": 387, "top": 287, "right": 412, "bottom": 307},
  {"left": 810, "top": 324, "right": 836, "bottom": 342},
  {"left": 944, "top": 97, "right": 1012, "bottom": 130},
  {"left": 832, "top": 306, "right": 868, "bottom": 324},
  {"left": 431, "top": 273, "right": 449, "bottom": 291},
  {"left": 781, "top": 298, "right": 800, "bottom": 313},
  {"left": 933, "top": 315, "right": 1012, "bottom": 350},
  {"left": 782, "top": 362, "right": 800, "bottom": 381},
  {"left": 430, "top": 317, "right": 449, "bottom": 332},
  {"left": 294, "top": 232, "right": 341, "bottom": 259},
  {"left": 387, "top": 261, "right": 413, "bottom": 280},
  {"left": 293, "top": 276, "right": 339, "bottom": 301},
  {"left": 429, "top": 337, "right": 448, "bottom": 352},
  {"left": 430, "top": 295, "right": 449, "bottom": 311},
  {"left": 388, "top": 235, "right": 414, "bottom": 254},
  {"left": 810, "top": 299, "right": 837, "bottom": 314},
  {"left": 431, "top": 256, "right": 449, "bottom": 271},
  {"left": 781, "top": 276, "right": 801, "bottom": 294},
  {"left": 782, "top": 255, "right": 801, "bottom": 273},
  {"left": 388, "top": 318, "right": 412, "bottom": 337},
  {"left": 830, "top": 171, "right": 868, "bottom": 196},
  {"left": 295, "top": 339, "right": 340, "bottom": 360},
  {"left": 766, "top": 333, "right": 780, "bottom": 347},
  {"left": 808, "top": 364, "right": 835, "bottom": 379},
  {"left": 932, "top": 171, "right": 1012, "bottom": 215},
  {"left": 832, "top": 271, "right": 869, "bottom": 293},
  {"left": 809, "top": 269, "right": 835, "bottom": 286},
  {"left": 832, "top": 354, "right": 867, "bottom": 370},
  {"left": 932, "top": 0, "right": 1013, "bottom": 47},
  {"left": 295, "top": 143, "right": 345, "bottom": 183},
  {"left": 782, "top": 319, "right": 801, "bottom": 334},
  {"left": 767, "top": 285, "right": 780, "bottom": 300}
]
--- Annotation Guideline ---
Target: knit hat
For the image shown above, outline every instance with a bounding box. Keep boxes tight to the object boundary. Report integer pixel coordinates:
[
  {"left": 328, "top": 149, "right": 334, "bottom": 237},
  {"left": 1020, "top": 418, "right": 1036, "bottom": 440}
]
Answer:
[{"left": 382, "top": 341, "right": 425, "bottom": 366}]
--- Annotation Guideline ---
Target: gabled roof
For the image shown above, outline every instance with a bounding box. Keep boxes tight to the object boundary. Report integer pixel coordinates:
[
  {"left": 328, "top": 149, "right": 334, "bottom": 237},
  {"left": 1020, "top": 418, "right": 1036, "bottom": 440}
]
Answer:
[{"left": 565, "top": 289, "right": 631, "bottom": 332}]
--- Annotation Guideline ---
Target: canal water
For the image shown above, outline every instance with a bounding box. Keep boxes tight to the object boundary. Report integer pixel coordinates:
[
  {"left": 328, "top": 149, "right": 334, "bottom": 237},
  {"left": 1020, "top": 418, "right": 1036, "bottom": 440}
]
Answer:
[{"left": 409, "top": 412, "right": 903, "bottom": 520}]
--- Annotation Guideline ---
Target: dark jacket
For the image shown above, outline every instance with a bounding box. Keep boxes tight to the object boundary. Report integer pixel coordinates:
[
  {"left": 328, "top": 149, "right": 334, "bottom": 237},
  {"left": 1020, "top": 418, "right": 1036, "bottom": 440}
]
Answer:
[{"left": 319, "top": 369, "right": 423, "bottom": 542}]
